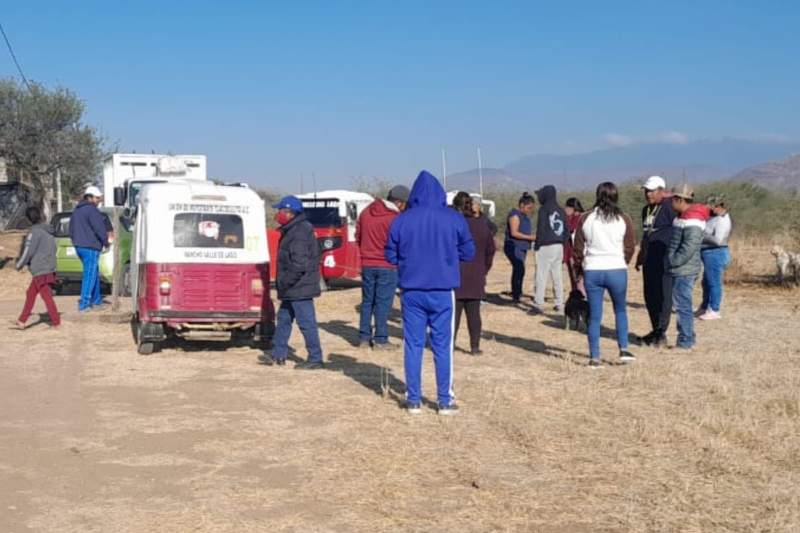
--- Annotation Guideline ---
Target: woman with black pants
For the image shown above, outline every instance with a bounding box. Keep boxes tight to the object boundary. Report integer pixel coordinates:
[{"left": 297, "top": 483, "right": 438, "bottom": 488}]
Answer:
[
  {"left": 503, "top": 193, "right": 535, "bottom": 303},
  {"left": 453, "top": 192, "right": 496, "bottom": 354}
]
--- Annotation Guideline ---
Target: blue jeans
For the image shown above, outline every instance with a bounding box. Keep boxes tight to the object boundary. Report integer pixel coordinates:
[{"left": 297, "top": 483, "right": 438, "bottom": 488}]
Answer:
[
  {"left": 75, "top": 246, "right": 102, "bottom": 310},
  {"left": 701, "top": 248, "right": 730, "bottom": 312},
  {"left": 272, "top": 299, "right": 323, "bottom": 363},
  {"left": 672, "top": 275, "right": 697, "bottom": 348},
  {"left": 402, "top": 290, "right": 454, "bottom": 407},
  {"left": 584, "top": 269, "right": 628, "bottom": 359},
  {"left": 359, "top": 267, "right": 398, "bottom": 345}
]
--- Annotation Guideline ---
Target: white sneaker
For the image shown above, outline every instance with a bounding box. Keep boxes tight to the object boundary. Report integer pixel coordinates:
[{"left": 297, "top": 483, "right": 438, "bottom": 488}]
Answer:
[{"left": 698, "top": 310, "right": 721, "bottom": 321}]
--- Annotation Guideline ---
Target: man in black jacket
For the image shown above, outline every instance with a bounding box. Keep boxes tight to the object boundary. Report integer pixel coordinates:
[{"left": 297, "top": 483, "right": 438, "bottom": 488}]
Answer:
[
  {"left": 635, "top": 176, "right": 676, "bottom": 346},
  {"left": 259, "top": 196, "right": 324, "bottom": 369}
]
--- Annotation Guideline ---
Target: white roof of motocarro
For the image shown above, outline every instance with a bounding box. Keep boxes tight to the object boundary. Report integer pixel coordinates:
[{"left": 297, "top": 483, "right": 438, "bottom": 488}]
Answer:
[
  {"left": 296, "top": 190, "right": 374, "bottom": 204},
  {"left": 139, "top": 181, "right": 263, "bottom": 206},
  {"left": 135, "top": 181, "right": 268, "bottom": 264}
]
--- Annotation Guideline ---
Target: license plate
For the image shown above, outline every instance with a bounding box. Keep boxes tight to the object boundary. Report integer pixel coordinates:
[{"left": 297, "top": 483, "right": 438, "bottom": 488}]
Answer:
[{"left": 66, "top": 247, "right": 76, "bottom": 256}]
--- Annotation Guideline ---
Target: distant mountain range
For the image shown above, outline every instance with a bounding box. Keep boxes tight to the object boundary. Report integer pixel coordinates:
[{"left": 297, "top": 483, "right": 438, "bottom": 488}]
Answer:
[
  {"left": 446, "top": 138, "right": 800, "bottom": 192},
  {"left": 731, "top": 154, "right": 800, "bottom": 189}
]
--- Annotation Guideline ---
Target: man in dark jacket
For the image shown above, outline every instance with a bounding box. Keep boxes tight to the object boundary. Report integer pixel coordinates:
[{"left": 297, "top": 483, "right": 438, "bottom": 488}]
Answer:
[
  {"left": 69, "top": 185, "right": 109, "bottom": 311},
  {"left": 635, "top": 176, "right": 676, "bottom": 346},
  {"left": 385, "top": 171, "right": 475, "bottom": 415},
  {"left": 355, "top": 184, "right": 409, "bottom": 349},
  {"left": 260, "top": 196, "right": 324, "bottom": 369},
  {"left": 533, "top": 185, "right": 567, "bottom": 311}
]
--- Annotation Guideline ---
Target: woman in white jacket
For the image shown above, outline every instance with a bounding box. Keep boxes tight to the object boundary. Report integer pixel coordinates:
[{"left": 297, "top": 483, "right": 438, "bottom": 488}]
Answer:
[
  {"left": 573, "top": 182, "right": 637, "bottom": 368},
  {"left": 697, "top": 196, "right": 732, "bottom": 320}
]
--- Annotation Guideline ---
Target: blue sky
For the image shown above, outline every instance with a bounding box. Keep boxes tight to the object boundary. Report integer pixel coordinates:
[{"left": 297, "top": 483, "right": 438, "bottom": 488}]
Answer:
[{"left": 2, "top": 1, "right": 798, "bottom": 188}]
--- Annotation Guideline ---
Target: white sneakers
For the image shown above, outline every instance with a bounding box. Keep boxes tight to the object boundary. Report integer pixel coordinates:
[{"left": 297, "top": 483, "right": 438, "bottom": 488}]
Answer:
[{"left": 698, "top": 309, "right": 722, "bottom": 321}]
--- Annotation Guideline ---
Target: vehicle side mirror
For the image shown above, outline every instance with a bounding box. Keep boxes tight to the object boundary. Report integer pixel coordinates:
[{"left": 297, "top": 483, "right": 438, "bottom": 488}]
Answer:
[{"left": 113, "top": 186, "right": 126, "bottom": 207}]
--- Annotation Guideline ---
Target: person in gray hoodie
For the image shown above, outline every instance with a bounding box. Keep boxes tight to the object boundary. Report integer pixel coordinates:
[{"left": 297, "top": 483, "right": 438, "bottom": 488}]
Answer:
[
  {"left": 533, "top": 185, "right": 568, "bottom": 311},
  {"left": 15, "top": 207, "right": 60, "bottom": 328}
]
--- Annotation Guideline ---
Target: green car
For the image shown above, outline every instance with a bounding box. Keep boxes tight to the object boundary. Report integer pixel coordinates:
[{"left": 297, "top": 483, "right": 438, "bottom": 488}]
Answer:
[{"left": 52, "top": 208, "right": 132, "bottom": 296}]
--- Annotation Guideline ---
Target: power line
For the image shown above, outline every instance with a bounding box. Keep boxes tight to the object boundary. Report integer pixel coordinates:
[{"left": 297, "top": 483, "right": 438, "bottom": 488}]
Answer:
[{"left": 0, "top": 21, "right": 32, "bottom": 90}]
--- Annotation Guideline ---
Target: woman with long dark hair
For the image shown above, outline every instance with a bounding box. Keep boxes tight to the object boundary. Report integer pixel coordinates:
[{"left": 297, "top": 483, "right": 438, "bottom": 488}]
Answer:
[
  {"left": 503, "top": 192, "right": 535, "bottom": 303},
  {"left": 573, "top": 182, "right": 637, "bottom": 367},
  {"left": 563, "top": 197, "right": 585, "bottom": 292},
  {"left": 453, "top": 192, "right": 495, "bottom": 355}
]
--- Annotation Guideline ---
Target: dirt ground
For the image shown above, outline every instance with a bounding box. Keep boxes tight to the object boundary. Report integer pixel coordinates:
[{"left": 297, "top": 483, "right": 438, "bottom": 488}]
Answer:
[{"left": 1, "top": 243, "right": 799, "bottom": 533}]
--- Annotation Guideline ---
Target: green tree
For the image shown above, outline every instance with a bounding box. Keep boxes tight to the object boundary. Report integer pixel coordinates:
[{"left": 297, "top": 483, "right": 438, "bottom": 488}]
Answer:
[{"left": 0, "top": 78, "right": 107, "bottom": 209}]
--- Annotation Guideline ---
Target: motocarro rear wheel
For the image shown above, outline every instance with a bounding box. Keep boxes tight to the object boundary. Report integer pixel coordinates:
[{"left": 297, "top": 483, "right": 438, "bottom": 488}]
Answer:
[{"left": 135, "top": 320, "right": 158, "bottom": 355}]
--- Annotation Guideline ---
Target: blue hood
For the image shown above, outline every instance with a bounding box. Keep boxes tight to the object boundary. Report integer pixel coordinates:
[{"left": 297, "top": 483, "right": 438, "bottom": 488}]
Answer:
[
  {"left": 408, "top": 170, "right": 446, "bottom": 209},
  {"left": 384, "top": 170, "right": 475, "bottom": 290}
]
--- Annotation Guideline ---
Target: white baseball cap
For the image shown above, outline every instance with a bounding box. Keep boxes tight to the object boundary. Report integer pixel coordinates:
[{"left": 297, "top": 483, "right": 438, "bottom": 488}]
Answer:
[
  {"left": 642, "top": 176, "right": 666, "bottom": 191},
  {"left": 84, "top": 185, "right": 103, "bottom": 197}
]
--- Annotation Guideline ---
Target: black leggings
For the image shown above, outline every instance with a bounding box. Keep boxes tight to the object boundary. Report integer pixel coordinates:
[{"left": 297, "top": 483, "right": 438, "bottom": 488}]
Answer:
[
  {"left": 504, "top": 243, "right": 526, "bottom": 301},
  {"left": 455, "top": 299, "right": 482, "bottom": 350}
]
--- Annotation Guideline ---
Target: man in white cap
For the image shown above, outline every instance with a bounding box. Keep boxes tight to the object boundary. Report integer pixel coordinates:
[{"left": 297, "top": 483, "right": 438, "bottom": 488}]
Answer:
[
  {"left": 69, "top": 185, "right": 109, "bottom": 311},
  {"left": 635, "top": 176, "right": 676, "bottom": 347}
]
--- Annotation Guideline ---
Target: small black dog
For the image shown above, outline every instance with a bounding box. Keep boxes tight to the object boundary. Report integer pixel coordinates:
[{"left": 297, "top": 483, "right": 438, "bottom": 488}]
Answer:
[{"left": 564, "top": 289, "right": 589, "bottom": 331}]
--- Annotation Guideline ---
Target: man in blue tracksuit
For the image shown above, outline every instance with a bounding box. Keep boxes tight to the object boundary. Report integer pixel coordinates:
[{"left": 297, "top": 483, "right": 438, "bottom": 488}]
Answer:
[
  {"left": 385, "top": 171, "right": 475, "bottom": 415},
  {"left": 69, "top": 185, "right": 109, "bottom": 311}
]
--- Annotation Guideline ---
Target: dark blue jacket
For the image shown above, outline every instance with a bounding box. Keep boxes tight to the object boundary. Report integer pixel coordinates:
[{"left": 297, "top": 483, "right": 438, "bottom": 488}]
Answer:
[
  {"left": 69, "top": 201, "right": 109, "bottom": 251},
  {"left": 385, "top": 170, "right": 475, "bottom": 290},
  {"left": 276, "top": 212, "right": 321, "bottom": 301}
]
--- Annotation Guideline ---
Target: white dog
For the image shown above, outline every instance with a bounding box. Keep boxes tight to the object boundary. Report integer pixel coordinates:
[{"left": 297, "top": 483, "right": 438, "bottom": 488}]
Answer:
[{"left": 771, "top": 245, "right": 800, "bottom": 285}]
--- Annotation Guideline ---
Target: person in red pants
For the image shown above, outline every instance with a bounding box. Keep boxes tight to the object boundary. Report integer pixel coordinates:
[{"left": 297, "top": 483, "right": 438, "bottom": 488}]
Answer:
[{"left": 14, "top": 207, "right": 60, "bottom": 329}]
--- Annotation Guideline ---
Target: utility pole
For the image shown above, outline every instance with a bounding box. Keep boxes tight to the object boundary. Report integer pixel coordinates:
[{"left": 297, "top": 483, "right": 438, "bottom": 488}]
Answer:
[
  {"left": 55, "top": 168, "right": 63, "bottom": 212},
  {"left": 441, "top": 148, "right": 448, "bottom": 189},
  {"left": 477, "top": 146, "right": 484, "bottom": 197}
]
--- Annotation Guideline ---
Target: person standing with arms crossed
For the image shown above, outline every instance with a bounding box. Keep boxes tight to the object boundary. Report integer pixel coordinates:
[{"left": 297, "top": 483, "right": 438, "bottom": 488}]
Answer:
[
  {"left": 503, "top": 192, "right": 535, "bottom": 304},
  {"left": 385, "top": 171, "right": 474, "bottom": 415},
  {"left": 635, "top": 176, "right": 676, "bottom": 347},
  {"left": 69, "top": 185, "right": 109, "bottom": 312},
  {"left": 355, "top": 185, "right": 409, "bottom": 349}
]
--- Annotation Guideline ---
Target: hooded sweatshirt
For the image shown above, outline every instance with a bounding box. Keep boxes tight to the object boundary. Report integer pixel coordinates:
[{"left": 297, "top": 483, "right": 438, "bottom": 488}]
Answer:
[
  {"left": 69, "top": 200, "right": 109, "bottom": 251},
  {"left": 16, "top": 223, "right": 57, "bottom": 276},
  {"left": 534, "top": 185, "right": 567, "bottom": 250},
  {"left": 385, "top": 171, "right": 475, "bottom": 290},
  {"left": 668, "top": 203, "right": 710, "bottom": 277},
  {"left": 356, "top": 199, "right": 400, "bottom": 269}
]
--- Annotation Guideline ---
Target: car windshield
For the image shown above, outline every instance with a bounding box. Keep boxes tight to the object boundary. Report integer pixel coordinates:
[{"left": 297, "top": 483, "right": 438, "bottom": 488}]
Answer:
[
  {"left": 173, "top": 213, "right": 244, "bottom": 248},
  {"left": 129, "top": 180, "right": 166, "bottom": 207},
  {"left": 301, "top": 200, "right": 342, "bottom": 227},
  {"left": 52, "top": 212, "right": 111, "bottom": 237}
]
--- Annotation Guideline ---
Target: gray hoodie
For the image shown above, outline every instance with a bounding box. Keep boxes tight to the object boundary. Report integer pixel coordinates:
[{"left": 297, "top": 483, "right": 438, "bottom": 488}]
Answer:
[{"left": 16, "top": 223, "right": 57, "bottom": 277}]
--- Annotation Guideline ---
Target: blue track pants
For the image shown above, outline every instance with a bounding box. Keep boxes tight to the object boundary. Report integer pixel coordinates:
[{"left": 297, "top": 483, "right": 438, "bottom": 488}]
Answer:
[{"left": 401, "top": 289, "right": 454, "bottom": 407}]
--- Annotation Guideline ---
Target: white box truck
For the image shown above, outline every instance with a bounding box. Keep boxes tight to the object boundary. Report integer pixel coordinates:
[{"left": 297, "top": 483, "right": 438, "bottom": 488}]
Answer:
[{"left": 103, "top": 153, "right": 208, "bottom": 209}]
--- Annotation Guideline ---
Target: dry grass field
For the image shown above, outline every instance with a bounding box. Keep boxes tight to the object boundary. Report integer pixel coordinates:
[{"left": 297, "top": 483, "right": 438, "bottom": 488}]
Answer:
[{"left": 0, "top": 240, "right": 798, "bottom": 532}]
